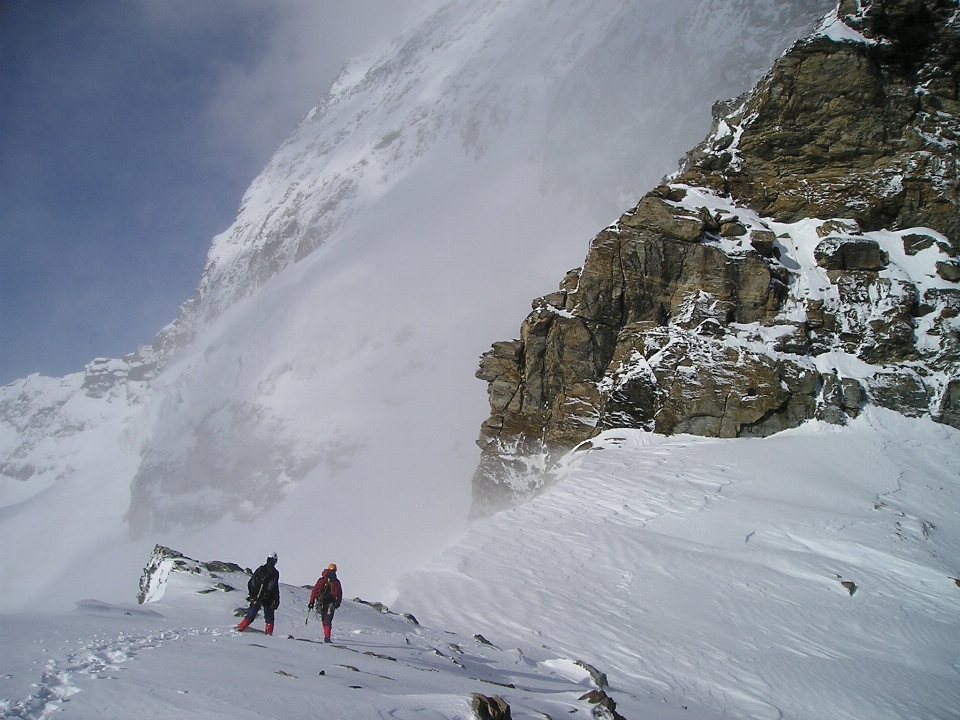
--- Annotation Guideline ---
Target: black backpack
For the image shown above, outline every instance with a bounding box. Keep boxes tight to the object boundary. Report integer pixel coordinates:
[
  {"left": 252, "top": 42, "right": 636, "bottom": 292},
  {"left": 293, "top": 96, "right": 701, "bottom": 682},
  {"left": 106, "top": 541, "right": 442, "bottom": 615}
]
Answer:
[{"left": 248, "top": 566, "right": 267, "bottom": 599}]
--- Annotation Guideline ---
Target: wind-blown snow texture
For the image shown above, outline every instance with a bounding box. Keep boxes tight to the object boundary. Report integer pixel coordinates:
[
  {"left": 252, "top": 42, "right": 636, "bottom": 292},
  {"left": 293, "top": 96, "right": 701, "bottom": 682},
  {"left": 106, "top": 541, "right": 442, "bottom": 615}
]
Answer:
[
  {"left": 2, "top": 411, "right": 957, "bottom": 719},
  {"left": 0, "top": 0, "right": 834, "bottom": 611},
  {"left": 398, "top": 409, "right": 960, "bottom": 720},
  {"left": 4, "top": 554, "right": 698, "bottom": 720}
]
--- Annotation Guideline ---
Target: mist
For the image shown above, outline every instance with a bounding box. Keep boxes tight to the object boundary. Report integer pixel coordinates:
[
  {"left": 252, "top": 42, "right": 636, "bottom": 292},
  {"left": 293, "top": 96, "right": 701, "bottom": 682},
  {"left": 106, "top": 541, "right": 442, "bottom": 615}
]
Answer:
[
  {"left": 0, "top": 0, "right": 444, "bottom": 385},
  {"left": 0, "top": 0, "right": 834, "bottom": 612}
]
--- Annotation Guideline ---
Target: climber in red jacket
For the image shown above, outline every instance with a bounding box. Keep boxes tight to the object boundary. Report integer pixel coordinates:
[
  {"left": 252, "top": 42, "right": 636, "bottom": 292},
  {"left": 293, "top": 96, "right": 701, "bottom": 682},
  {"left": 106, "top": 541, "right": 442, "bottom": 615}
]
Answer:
[{"left": 309, "top": 564, "right": 343, "bottom": 643}]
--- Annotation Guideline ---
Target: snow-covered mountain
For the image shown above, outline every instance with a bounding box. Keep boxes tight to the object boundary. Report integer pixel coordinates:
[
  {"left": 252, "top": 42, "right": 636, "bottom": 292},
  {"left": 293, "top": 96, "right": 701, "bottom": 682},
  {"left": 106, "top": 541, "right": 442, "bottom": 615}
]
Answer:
[
  {"left": 472, "top": 0, "right": 960, "bottom": 512},
  {"left": 0, "top": 0, "right": 834, "bottom": 611},
  {"left": 2, "top": 2, "right": 959, "bottom": 716},
  {"left": 2, "top": 410, "right": 957, "bottom": 719}
]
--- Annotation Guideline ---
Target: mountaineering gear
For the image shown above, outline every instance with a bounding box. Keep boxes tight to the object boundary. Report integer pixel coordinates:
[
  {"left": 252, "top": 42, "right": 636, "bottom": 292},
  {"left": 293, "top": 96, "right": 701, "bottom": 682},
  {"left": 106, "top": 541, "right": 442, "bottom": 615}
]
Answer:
[
  {"left": 237, "top": 555, "right": 281, "bottom": 631},
  {"left": 309, "top": 568, "right": 342, "bottom": 607},
  {"left": 247, "top": 556, "right": 281, "bottom": 609},
  {"left": 328, "top": 563, "right": 337, "bottom": 571},
  {"left": 264, "top": 623, "right": 274, "bottom": 636},
  {"left": 310, "top": 566, "right": 343, "bottom": 643}
]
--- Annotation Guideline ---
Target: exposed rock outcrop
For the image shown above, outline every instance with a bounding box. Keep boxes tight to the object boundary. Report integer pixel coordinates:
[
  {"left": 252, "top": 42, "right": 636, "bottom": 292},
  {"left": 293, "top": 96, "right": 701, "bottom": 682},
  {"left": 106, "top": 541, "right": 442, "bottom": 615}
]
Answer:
[
  {"left": 678, "top": 0, "right": 960, "bottom": 245},
  {"left": 471, "top": 693, "right": 512, "bottom": 720},
  {"left": 473, "top": 0, "right": 960, "bottom": 515}
]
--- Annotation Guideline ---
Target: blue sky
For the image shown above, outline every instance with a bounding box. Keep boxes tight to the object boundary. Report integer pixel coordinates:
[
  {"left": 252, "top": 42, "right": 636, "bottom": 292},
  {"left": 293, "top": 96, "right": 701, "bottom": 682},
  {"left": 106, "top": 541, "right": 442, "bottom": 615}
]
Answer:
[{"left": 0, "top": 0, "right": 435, "bottom": 385}]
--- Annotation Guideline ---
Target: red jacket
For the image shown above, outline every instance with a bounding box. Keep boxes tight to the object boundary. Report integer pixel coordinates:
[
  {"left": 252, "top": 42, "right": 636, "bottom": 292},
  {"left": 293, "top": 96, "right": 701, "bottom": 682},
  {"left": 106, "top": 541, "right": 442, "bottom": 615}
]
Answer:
[{"left": 310, "top": 569, "right": 343, "bottom": 607}]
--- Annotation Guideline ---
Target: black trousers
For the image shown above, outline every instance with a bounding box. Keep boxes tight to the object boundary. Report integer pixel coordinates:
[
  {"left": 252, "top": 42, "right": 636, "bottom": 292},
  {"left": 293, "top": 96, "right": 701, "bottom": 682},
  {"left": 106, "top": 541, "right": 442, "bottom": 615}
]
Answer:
[
  {"left": 320, "top": 601, "right": 336, "bottom": 626},
  {"left": 244, "top": 601, "right": 275, "bottom": 624}
]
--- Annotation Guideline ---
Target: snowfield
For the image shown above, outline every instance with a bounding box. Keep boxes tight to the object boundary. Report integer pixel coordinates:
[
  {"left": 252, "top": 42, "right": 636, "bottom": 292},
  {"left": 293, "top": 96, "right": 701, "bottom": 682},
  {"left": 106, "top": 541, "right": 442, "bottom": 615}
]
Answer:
[
  {"left": 3, "top": 1, "right": 959, "bottom": 718},
  {"left": 397, "top": 409, "right": 960, "bottom": 720},
  {"left": 3, "top": 410, "right": 958, "bottom": 719},
  {"left": 0, "top": 549, "right": 718, "bottom": 720}
]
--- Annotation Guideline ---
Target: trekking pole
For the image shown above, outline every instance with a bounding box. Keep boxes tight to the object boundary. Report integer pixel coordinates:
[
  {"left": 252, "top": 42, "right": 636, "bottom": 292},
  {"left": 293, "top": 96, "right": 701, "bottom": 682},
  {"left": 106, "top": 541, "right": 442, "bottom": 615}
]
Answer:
[{"left": 305, "top": 605, "right": 311, "bottom": 626}]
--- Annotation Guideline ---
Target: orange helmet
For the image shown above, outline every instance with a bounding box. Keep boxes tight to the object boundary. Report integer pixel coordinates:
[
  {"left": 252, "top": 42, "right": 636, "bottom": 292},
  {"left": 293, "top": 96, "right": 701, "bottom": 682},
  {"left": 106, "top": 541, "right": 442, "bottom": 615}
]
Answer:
[{"left": 328, "top": 563, "right": 337, "bottom": 571}]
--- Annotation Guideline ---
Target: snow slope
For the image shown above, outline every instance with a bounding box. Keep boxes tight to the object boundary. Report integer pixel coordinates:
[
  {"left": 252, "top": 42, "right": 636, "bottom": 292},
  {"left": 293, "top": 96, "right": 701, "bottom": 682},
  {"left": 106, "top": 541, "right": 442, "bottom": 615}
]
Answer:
[
  {"left": 0, "top": 550, "right": 721, "bottom": 720},
  {"left": 0, "top": 0, "right": 833, "bottom": 612},
  {"left": 397, "top": 409, "right": 960, "bottom": 720},
  {"left": 4, "top": 412, "right": 957, "bottom": 719}
]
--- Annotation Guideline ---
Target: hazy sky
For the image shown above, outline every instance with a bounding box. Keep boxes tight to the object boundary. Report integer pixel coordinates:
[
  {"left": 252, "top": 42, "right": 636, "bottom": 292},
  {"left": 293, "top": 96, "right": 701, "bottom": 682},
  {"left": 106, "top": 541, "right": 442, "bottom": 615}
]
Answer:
[{"left": 0, "top": 0, "right": 440, "bottom": 386}]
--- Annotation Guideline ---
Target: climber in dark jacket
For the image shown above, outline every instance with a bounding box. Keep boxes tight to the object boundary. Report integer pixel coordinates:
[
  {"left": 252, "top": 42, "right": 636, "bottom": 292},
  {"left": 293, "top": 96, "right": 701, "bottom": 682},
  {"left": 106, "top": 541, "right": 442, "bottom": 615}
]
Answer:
[
  {"left": 236, "top": 552, "right": 281, "bottom": 635},
  {"left": 308, "top": 564, "right": 343, "bottom": 643}
]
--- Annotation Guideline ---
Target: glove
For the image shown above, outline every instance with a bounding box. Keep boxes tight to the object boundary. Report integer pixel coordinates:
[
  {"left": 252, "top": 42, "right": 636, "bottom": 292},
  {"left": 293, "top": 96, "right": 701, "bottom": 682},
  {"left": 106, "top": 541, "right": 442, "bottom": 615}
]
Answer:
[
  {"left": 335, "top": 602, "right": 341, "bottom": 609},
  {"left": 308, "top": 602, "right": 314, "bottom": 610}
]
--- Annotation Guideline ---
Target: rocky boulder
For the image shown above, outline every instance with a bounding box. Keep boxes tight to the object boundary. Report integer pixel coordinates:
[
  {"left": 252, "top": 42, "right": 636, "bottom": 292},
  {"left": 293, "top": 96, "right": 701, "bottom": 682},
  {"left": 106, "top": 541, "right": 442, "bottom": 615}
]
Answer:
[{"left": 814, "top": 237, "right": 889, "bottom": 270}]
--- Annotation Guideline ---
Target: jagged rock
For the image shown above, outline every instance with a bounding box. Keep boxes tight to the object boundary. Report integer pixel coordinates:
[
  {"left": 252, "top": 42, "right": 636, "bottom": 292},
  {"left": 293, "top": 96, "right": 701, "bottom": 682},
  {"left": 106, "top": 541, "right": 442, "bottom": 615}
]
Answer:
[
  {"left": 720, "top": 220, "right": 748, "bottom": 237},
  {"left": 817, "top": 219, "right": 861, "bottom": 238},
  {"left": 471, "top": 0, "right": 960, "bottom": 514},
  {"left": 677, "top": 0, "right": 960, "bottom": 246},
  {"left": 814, "top": 237, "right": 889, "bottom": 271},
  {"left": 477, "top": 340, "right": 523, "bottom": 415},
  {"left": 841, "top": 378, "right": 865, "bottom": 418},
  {"left": 817, "top": 374, "right": 865, "bottom": 423},
  {"left": 574, "top": 661, "right": 608, "bottom": 689},
  {"left": 829, "top": 274, "right": 919, "bottom": 363},
  {"left": 817, "top": 373, "right": 847, "bottom": 425},
  {"left": 471, "top": 693, "right": 511, "bottom": 720},
  {"left": 601, "top": 326, "right": 818, "bottom": 438},
  {"left": 937, "top": 261, "right": 960, "bottom": 282},
  {"left": 650, "top": 184, "right": 688, "bottom": 203},
  {"left": 619, "top": 196, "right": 703, "bottom": 242},
  {"left": 750, "top": 229, "right": 778, "bottom": 257},
  {"left": 352, "top": 598, "right": 390, "bottom": 613},
  {"left": 200, "top": 560, "right": 246, "bottom": 574},
  {"left": 579, "top": 690, "right": 627, "bottom": 720},
  {"left": 869, "top": 369, "right": 931, "bottom": 417},
  {"left": 773, "top": 322, "right": 810, "bottom": 355},
  {"left": 936, "top": 378, "right": 960, "bottom": 428},
  {"left": 902, "top": 232, "right": 938, "bottom": 256},
  {"left": 138, "top": 545, "right": 186, "bottom": 604},
  {"left": 81, "top": 358, "right": 130, "bottom": 398},
  {"left": 698, "top": 206, "right": 722, "bottom": 233},
  {"left": 841, "top": 580, "right": 858, "bottom": 596}
]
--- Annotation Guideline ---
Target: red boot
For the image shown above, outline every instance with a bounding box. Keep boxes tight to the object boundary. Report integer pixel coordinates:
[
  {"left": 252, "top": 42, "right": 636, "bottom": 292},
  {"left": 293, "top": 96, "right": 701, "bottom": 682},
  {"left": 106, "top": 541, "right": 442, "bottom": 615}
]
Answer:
[
  {"left": 323, "top": 624, "right": 332, "bottom": 643},
  {"left": 236, "top": 617, "right": 252, "bottom": 632},
  {"left": 264, "top": 623, "right": 274, "bottom": 636}
]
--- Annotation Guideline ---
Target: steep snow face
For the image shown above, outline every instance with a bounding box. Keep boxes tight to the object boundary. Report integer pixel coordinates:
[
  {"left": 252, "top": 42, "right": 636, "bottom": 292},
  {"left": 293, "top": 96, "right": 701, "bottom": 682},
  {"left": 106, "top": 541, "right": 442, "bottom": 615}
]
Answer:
[
  {"left": 167, "top": 0, "right": 837, "bottom": 344},
  {"left": 1, "top": 0, "right": 833, "bottom": 612},
  {"left": 397, "top": 410, "right": 960, "bottom": 720}
]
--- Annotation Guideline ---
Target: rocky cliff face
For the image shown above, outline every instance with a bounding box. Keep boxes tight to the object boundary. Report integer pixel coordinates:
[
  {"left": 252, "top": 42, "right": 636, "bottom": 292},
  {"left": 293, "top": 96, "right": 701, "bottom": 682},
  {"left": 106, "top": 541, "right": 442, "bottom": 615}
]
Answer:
[{"left": 473, "top": 0, "right": 960, "bottom": 515}]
